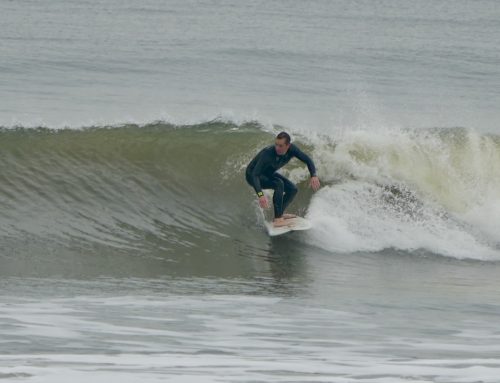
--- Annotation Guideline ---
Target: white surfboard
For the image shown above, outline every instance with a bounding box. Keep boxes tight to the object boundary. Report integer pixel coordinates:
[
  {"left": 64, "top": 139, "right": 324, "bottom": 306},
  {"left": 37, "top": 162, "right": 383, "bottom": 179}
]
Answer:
[
  {"left": 258, "top": 190, "right": 312, "bottom": 236},
  {"left": 263, "top": 216, "right": 312, "bottom": 236}
]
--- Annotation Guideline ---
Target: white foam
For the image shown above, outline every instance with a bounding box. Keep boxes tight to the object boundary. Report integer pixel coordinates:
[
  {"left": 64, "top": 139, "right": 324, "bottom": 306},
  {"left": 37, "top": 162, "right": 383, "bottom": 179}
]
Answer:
[
  {"left": 300, "top": 127, "right": 500, "bottom": 259},
  {"left": 307, "top": 182, "right": 499, "bottom": 260},
  {"left": 2, "top": 290, "right": 500, "bottom": 383}
]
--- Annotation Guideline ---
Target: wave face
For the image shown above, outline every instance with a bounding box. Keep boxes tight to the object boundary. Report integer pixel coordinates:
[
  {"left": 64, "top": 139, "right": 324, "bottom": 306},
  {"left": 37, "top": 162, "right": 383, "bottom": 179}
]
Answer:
[{"left": 0, "top": 122, "right": 499, "bottom": 276}]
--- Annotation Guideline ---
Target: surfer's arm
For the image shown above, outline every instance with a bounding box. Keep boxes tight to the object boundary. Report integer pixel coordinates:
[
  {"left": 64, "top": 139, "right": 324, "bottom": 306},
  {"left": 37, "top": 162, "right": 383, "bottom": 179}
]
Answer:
[
  {"left": 292, "top": 145, "right": 317, "bottom": 177},
  {"left": 250, "top": 156, "right": 267, "bottom": 197}
]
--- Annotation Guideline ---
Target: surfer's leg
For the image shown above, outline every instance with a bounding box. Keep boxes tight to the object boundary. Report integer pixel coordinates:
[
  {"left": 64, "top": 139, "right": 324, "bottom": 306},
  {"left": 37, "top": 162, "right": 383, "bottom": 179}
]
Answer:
[
  {"left": 270, "top": 176, "right": 285, "bottom": 218},
  {"left": 254, "top": 175, "right": 288, "bottom": 226},
  {"left": 256, "top": 176, "right": 283, "bottom": 218},
  {"left": 269, "top": 177, "right": 294, "bottom": 227},
  {"left": 274, "top": 174, "right": 297, "bottom": 216}
]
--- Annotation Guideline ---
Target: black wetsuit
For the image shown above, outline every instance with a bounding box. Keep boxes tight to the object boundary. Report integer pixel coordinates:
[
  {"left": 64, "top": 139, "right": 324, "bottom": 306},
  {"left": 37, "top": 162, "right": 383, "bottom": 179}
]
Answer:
[{"left": 245, "top": 144, "right": 317, "bottom": 218}]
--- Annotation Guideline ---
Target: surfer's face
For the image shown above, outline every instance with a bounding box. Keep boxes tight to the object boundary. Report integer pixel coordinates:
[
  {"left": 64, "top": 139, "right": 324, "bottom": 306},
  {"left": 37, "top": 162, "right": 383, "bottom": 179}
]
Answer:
[{"left": 274, "top": 138, "right": 290, "bottom": 155}]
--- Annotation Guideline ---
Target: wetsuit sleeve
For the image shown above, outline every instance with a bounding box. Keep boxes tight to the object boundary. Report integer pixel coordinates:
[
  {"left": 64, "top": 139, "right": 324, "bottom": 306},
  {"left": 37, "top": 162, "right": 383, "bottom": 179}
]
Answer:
[
  {"left": 292, "top": 145, "right": 317, "bottom": 177},
  {"left": 249, "top": 153, "right": 268, "bottom": 196}
]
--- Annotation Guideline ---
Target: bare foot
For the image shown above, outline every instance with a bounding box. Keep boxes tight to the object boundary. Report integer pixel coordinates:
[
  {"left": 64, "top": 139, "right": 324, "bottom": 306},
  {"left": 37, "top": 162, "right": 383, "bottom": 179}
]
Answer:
[
  {"left": 273, "top": 218, "right": 292, "bottom": 227},
  {"left": 282, "top": 213, "right": 297, "bottom": 219}
]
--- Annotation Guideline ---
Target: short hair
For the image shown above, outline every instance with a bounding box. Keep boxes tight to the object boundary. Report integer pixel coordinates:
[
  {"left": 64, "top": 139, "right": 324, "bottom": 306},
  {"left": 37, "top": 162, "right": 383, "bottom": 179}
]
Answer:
[{"left": 276, "top": 131, "right": 291, "bottom": 144}]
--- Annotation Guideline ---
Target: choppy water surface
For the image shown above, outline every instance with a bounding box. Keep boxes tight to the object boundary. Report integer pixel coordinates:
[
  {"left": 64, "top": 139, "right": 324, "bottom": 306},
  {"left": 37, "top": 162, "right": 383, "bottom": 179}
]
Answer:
[{"left": 1, "top": 0, "right": 500, "bottom": 382}]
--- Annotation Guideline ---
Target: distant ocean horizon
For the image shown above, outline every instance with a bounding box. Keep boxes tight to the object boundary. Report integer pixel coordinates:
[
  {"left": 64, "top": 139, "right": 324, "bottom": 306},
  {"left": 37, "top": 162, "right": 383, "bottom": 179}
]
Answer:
[{"left": 1, "top": 0, "right": 499, "bottom": 132}]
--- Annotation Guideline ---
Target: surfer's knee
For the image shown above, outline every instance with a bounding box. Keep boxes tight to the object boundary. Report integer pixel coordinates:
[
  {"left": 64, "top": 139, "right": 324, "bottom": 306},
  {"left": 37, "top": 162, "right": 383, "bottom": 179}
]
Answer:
[
  {"left": 287, "top": 183, "right": 298, "bottom": 196},
  {"left": 273, "top": 178, "right": 284, "bottom": 193}
]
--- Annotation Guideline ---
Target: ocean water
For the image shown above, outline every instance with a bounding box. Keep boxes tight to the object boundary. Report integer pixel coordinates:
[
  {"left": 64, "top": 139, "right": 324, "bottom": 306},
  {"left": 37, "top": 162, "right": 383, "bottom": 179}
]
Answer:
[{"left": 1, "top": 1, "right": 500, "bottom": 382}]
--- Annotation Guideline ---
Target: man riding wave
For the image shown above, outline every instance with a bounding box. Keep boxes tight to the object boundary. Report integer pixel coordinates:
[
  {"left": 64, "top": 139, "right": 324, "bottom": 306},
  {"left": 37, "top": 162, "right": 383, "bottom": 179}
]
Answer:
[{"left": 245, "top": 132, "right": 320, "bottom": 227}]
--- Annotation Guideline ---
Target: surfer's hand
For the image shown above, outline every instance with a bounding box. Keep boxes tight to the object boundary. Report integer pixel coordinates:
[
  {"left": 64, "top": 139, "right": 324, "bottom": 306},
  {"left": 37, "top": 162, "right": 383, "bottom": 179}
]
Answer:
[
  {"left": 310, "top": 176, "right": 320, "bottom": 191},
  {"left": 258, "top": 196, "right": 269, "bottom": 209}
]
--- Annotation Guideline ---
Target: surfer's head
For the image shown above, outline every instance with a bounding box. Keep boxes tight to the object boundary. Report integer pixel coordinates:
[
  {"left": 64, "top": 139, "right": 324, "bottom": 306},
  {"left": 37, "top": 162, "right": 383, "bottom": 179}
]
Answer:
[{"left": 275, "top": 131, "right": 291, "bottom": 155}]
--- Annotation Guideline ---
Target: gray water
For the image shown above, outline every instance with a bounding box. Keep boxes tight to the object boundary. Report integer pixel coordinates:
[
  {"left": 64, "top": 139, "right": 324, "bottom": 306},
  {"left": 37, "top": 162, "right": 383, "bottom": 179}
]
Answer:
[
  {"left": 1, "top": 0, "right": 499, "bottom": 131},
  {"left": 1, "top": 1, "right": 500, "bottom": 382}
]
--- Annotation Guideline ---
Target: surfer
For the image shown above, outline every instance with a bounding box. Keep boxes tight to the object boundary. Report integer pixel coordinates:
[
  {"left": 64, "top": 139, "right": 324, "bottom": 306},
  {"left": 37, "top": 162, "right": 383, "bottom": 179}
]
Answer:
[{"left": 246, "top": 131, "right": 320, "bottom": 227}]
